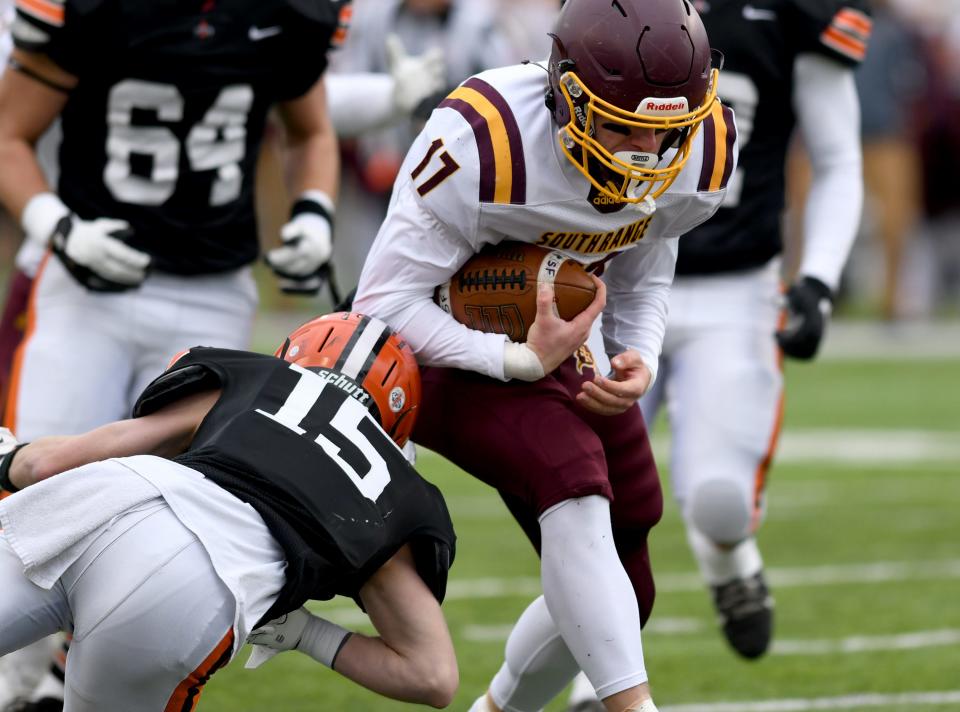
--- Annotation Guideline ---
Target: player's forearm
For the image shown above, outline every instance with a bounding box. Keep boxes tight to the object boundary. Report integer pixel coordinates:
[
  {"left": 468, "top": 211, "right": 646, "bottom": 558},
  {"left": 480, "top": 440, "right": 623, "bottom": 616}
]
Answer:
[
  {"left": 283, "top": 127, "right": 339, "bottom": 202},
  {"left": 0, "top": 50, "right": 72, "bottom": 218},
  {"left": 793, "top": 54, "right": 863, "bottom": 289},
  {"left": 332, "top": 632, "right": 457, "bottom": 708},
  {"left": 7, "top": 435, "right": 77, "bottom": 489},
  {"left": 604, "top": 290, "right": 667, "bottom": 384},
  {"left": 601, "top": 238, "right": 677, "bottom": 382},
  {"left": 325, "top": 73, "right": 396, "bottom": 138},
  {"left": 9, "top": 390, "right": 216, "bottom": 488},
  {"left": 0, "top": 140, "right": 51, "bottom": 220},
  {"left": 10, "top": 421, "right": 166, "bottom": 488},
  {"left": 354, "top": 283, "right": 507, "bottom": 378}
]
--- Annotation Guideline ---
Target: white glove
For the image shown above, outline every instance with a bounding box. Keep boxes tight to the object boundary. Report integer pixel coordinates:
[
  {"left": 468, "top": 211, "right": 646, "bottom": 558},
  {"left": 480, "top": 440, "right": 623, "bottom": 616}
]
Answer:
[
  {"left": 22, "top": 192, "right": 150, "bottom": 292},
  {"left": 245, "top": 607, "right": 351, "bottom": 670},
  {"left": 265, "top": 192, "right": 334, "bottom": 295},
  {"left": 0, "top": 427, "right": 24, "bottom": 493},
  {"left": 385, "top": 33, "right": 446, "bottom": 115},
  {"left": 0, "top": 427, "right": 18, "bottom": 457}
]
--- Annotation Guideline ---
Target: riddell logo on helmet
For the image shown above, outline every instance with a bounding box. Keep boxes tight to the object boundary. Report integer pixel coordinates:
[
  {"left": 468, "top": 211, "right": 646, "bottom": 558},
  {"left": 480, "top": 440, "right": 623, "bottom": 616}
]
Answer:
[
  {"left": 647, "top": 101, "right": 683, "bottom": 111},
  {"left": 638, "top": 97, "right": 689, "bottom": 117}
]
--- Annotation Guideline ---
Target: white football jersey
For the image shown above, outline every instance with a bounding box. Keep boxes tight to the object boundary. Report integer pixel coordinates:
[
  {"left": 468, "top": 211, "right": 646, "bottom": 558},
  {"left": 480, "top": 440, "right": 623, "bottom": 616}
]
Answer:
[{"left": 355, "top": 62, "right": 738, "bottom": 381}]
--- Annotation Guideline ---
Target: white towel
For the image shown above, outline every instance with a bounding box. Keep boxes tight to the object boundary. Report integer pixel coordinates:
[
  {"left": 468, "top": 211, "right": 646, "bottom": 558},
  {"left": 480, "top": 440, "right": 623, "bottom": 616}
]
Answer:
[{"left": 0, "top": 459, "right": 161, "bottom": 588}]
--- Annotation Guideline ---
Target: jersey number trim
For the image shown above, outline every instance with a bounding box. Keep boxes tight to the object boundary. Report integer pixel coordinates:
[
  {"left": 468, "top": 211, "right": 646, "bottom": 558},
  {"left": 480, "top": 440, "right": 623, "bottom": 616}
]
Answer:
[
  {"left": 411, "top": 138, "right": 460, "bottom": 197},
  {"left": 104, "top": 79, "right": 253, "bottom": 207},
  {"left": 716, "top": 71, "right": 758, "bottom": 208},
  {"left": 255, "top": 363, "right": 392, "bottom": 502}
]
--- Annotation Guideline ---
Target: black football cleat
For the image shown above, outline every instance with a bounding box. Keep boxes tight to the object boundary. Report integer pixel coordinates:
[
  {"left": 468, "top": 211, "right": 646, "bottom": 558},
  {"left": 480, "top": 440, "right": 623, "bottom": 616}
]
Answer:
[{"left": 711, "top": 571, "right": 774, "bottom": 659}]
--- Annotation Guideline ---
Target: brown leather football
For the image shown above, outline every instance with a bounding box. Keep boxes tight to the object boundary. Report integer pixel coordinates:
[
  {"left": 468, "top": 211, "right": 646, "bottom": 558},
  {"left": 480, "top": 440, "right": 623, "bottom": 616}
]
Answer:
[{"left": 434, "top": 241, "right": 596, "bottom": 342}]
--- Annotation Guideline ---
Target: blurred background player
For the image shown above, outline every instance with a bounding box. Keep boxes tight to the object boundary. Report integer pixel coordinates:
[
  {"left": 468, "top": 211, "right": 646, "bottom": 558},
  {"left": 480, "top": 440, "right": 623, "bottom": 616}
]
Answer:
[
  {"left": 568, "top": 2, "right": 870, "bottom": 707},
  {"left": 355, "top": 0, "right": 737, "bottom": 709},
  {"left": 325, "top": 0, "right": 533, "bottom": 291},
  {"left": 0, "top": 0, "right": 350, "bottom": 707},
  {"left": 0, "top": 17, "right": 450, "bottom": 419},
  {"left": 0, "top": 313, "right": 457, "bottom": 711},
  {"left": 852, "top": 0, "right": 924, "bottom": 322}
]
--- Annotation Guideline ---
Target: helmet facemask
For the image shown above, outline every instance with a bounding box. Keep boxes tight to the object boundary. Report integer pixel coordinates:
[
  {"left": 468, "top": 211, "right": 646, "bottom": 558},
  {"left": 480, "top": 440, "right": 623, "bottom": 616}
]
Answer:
[{"left": 554, "top": 67, "right": 720, "bottom": 204}]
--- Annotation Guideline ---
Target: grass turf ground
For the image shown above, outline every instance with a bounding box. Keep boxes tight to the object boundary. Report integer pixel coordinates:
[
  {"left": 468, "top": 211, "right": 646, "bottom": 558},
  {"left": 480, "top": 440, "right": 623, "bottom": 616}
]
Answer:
[{"left": 199, "top": 358, "right": 960, "bottom": 711}]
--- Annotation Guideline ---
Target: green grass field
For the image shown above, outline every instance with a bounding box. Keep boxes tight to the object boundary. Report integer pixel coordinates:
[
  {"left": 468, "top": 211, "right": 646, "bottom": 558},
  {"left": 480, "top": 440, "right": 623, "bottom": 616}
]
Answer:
[{"left": 200, "top": 356, "right": 960, "bottom": 712}]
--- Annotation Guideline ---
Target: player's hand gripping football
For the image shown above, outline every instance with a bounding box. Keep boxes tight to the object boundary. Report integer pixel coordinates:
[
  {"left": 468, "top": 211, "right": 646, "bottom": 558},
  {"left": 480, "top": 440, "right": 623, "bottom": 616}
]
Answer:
[
  {"left": 525, "top": 275, "right": 606, "bottom": 376},
  {"left": 775, "top": 276, "right": 833, "bottom": 360},
  {"left": 50, "top": 214, "right": 151, "bottom": 291},
  {"left": 577, "top": 349, "right": 652, "bottom": 415},
  {"left": 386, "top": 34, "right": 446, "bottom": 115}
]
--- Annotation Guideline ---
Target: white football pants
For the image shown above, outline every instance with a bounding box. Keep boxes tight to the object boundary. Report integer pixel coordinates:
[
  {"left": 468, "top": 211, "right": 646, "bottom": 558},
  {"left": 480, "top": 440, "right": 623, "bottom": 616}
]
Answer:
[
  {"left": 5, "top": 254, "right": 257, "bottom": 439},
  {"left": 642, "top": 260, "right": 783, "bottom": 546},
  {"left": 590, "top": 260, "right": 784, "bottom": 547},
  {"left": 0, "top": 503, "right": 236, "bottom": 712}
]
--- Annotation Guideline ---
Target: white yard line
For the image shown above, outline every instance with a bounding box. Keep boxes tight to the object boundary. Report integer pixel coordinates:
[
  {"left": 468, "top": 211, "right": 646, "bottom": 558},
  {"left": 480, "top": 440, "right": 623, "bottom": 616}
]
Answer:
[
  {"left": 460, "top": 626, "right": 960, "bottom": 657},
  {"left": 418, "top": 429, "right": 960, "bottom": 471},
  {"left": 315, "top": 557, "right": 960, "bottom": 625},
  {"left": 462, "top": 617, "right": 705, "bottom": 643},
  {"left": 439, "top": 557, "right": 960, "bottom": 600},
  {"left": 252, "top": 316, "right": 960, "bottom": 361},
  {"left": 659, "top": 690, "right": 960, "bottom": 711},
  {"left": 773, "top": 629, "right": 960, "bottom": 655}
]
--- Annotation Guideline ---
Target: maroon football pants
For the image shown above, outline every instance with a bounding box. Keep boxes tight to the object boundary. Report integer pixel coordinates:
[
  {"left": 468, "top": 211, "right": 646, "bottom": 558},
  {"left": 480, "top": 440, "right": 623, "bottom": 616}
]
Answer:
[{"left": 414, "top": 356, "right": 663, "bottom": 623}]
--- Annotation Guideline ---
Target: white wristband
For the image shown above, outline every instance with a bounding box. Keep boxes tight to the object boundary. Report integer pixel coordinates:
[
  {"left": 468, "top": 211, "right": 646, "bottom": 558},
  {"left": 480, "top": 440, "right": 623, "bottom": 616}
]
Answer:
[
  {"left": 503, "top": 341, "right": 545, "bottom": 382},
  {"left": 297, "top": 613, "right": 352, "bottom": 669},
  {"left": 21, "top": 192, "right": 69, "bottom": 245}
]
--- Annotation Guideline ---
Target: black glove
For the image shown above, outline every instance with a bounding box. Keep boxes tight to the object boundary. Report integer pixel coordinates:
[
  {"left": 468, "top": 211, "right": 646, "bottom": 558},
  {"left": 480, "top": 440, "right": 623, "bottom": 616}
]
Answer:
[{"left": 775, "top": 276, "right": 833, "bottom": 360}]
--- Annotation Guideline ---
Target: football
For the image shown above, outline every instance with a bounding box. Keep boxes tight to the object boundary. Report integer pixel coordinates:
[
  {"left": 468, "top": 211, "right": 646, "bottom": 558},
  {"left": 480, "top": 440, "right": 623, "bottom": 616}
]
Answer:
[{"left": 434, "top": 241, "right": 597, "bottom": 342}]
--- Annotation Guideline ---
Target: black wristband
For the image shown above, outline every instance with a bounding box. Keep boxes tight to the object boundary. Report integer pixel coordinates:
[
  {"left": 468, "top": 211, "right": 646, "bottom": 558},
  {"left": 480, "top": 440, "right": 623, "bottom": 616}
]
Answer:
[
  {"left": 0, "top": 443, "right": 29, "bottom": 494},
  {"left": 329, "top": 632, "right": 353, "bottom": 671},
  {"left": 8, "top": 57, "right": 73, "bottom": 94},
  {"left": 799, "top": 275, "right": 834, "bottom": 304},
  {"left": 290, "top": 198, "right": 334, "bottom": 230}
]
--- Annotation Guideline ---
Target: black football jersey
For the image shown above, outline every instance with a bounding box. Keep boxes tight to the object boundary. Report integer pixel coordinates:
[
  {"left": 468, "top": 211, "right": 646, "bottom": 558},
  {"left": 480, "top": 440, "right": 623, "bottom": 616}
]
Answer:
[
  {"left": 675, "top": 0, "right": 871, "bottom": 275},
  {"left": 133, "top": 347, "right": 456, "bottom": 621},
  {"left": 13, "top": 0, "right": 348, "bottom": 275}
]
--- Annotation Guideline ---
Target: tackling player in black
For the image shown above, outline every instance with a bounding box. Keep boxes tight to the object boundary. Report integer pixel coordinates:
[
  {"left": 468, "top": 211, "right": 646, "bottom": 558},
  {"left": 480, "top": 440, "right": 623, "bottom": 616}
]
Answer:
[
  {"left": 0, "top": 3, "right": 349, "bottom": 704},
  {"left": 0, "top": 312, "right": 457, "bottom": 710}
]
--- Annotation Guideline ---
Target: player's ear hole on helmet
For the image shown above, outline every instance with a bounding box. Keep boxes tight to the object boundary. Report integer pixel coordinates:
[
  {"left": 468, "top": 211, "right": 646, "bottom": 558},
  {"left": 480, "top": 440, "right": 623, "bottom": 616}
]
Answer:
[{"left": 711, "top": 48, "right": 725, "bottom": 72}]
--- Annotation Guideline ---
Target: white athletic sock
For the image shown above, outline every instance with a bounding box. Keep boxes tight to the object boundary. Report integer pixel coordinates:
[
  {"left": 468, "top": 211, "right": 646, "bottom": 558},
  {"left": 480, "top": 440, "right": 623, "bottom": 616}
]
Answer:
[
  {"left": 488, "top": 596, "right": 578, "bottom": 712},
  {"left": 687, "top": 528, "right": 763, "bottom": 585},
  {"left": 468, "top": 692, "right": 498, "bottom": 712},
  {"left": 539, "top": 496, "right": 648, "bottom": 699},
  {"left": 567, "top": 670, "right": 600, "bottom": 706}
]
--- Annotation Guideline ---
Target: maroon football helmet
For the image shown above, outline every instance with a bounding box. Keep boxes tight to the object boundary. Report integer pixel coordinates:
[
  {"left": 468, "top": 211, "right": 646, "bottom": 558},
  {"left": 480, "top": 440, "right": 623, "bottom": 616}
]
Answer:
[{"left": 548, "top": 0, "right": 719, "bottom": 203}]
